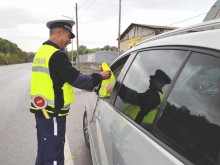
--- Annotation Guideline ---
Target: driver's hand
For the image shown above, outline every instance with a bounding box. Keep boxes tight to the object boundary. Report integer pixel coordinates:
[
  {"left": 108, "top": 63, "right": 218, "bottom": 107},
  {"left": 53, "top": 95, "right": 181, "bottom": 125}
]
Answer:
[{"left": 106, "top": 86, "right": 113, "bottom": 94}]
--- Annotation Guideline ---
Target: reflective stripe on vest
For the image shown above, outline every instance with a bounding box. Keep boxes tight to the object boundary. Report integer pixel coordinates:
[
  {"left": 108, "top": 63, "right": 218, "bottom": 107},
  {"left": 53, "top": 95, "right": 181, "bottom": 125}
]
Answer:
[
  {"left": 99, "top": 63, "right": 116, "bottom": 97},
  {"left": 32, "top": 66, "right": 50, "bottom": 75},
  {"left": 100, "top": 81, "right": 115, "bottom": 90},
  {"left": 122, "top": 91, "right": 164, "bottom": 124},
  {"left": 30, "top": 44, "right": 74, "bottom": 116}
]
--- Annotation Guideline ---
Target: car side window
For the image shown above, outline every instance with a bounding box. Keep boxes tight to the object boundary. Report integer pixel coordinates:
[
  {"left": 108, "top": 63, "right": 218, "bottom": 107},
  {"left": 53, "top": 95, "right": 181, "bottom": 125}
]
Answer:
[
  {"left": 114, "top": 49, "right": 187, "bottom": 125},
  {"left": 156, "top": 52, "right": 220, "bottom": 165},
  {"left": 112, "top": 64, "right": 125, "bottom": 81}
]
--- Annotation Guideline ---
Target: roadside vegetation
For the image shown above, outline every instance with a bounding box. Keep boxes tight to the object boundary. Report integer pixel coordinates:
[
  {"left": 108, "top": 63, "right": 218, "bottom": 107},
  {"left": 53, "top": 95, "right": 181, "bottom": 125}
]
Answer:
[
  {"left": 0, "top": 37, "right": 117, "bottom": 66},
  {"left": 66, "top": 45, "right": 118, "bottom": 62},
  {"left": 0, "top": 38, "right": 34, "bottom": 65}
]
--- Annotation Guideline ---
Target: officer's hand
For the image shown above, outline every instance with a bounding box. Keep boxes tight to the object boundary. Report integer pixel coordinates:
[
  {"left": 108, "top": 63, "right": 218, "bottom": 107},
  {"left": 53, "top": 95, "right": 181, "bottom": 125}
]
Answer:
[{"left": 100, "top": 71, "right": 111, "bottom": 80}]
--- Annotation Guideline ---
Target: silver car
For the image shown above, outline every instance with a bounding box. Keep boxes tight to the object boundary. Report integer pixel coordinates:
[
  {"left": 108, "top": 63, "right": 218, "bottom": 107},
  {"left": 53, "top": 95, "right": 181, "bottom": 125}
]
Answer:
[{"left": 83, "top": 19, "right": 220, "bottom": 165}]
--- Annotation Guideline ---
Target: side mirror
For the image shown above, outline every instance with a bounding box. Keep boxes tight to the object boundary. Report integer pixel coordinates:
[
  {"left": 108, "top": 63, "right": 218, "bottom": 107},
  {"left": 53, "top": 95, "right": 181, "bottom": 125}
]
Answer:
[
  {"left": 81, "top": 83, "right": 101, "bottom": 93},
  {"left": 82, "top": 89, "right": 93, "bottom": 92},
  {"left": 94, "top": 83, "right": 101, "bottom": 95}
]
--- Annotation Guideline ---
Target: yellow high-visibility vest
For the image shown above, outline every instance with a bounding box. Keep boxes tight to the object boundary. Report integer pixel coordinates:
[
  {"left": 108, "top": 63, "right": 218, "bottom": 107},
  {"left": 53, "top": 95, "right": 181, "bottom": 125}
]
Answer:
[
  {"left": 30, "top": 44, "right": 74, "bottom": 116},
  {"left": 99, "top": 63, "right": 115, "bottom": 97},
  {"left": 123, "top": 92, "right": 163, "bottom": 124}
]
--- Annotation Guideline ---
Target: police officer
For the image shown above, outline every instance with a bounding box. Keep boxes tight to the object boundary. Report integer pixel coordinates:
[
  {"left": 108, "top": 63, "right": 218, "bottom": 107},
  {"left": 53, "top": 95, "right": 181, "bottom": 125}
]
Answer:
[{"left": 30, "top": 19, "right": 111, "bottom": 165}]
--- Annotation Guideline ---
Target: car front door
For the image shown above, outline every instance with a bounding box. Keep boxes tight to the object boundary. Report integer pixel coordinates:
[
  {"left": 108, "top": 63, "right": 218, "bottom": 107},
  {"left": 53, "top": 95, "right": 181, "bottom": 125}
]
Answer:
[
  {"left": 92, "top": 48, "right": 190, "bottom": 165},
  {"left": 89, "top": 54, "right": 131, "bottom": 165}
]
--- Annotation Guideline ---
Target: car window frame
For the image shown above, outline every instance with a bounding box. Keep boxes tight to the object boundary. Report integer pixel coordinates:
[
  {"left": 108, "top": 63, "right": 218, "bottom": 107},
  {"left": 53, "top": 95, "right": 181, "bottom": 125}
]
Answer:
[
  {"left": 111, "top": 46, "right": 192, "bottom": 106},
  {"left": 110, "top": 47, "right": 191, "bottom": 130}
]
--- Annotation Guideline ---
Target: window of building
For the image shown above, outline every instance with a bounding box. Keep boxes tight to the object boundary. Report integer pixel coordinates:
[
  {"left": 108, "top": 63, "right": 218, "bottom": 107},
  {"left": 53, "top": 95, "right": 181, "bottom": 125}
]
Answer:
[{"left": 215, "top": 10, "right": 220, "bottom": 19}]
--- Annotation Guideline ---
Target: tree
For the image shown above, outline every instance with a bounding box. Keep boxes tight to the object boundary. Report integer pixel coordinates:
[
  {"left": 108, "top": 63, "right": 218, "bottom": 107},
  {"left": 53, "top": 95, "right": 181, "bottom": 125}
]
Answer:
[
  {"left": 0, "top": 37, "right": 33, "bottom": 65},
  {"left": 79, "top": 45, "right": 87, "bottom": 55},
  {"left": 104, "top": 45, "right": 110, "bottom": 51},
  {"left": 65, "top": 45, "right": 118, "bottom": 58},
  {"left": 29, "top": 52, "right": 36, "bottom": 61},
  {"left": 67, "top": 50, "right": 77, "bottom": 62},
  {"left": 110, "top": 46, "right": 117, "bottom": 51}
]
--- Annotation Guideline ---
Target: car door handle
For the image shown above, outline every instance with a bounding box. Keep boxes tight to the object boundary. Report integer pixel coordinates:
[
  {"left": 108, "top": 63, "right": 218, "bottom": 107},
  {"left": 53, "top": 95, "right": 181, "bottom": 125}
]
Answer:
[{"left": 95, "top": 111, "right": 101, "bottom": 120}]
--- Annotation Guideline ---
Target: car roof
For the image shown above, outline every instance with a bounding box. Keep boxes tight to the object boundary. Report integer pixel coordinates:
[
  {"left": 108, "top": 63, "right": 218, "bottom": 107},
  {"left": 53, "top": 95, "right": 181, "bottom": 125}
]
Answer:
[
  {"left": 133, "top": 29, "right": 220, "bottom": 51},
  {"left": 120, "top": 19, "right": 220, "bottom": 57}
]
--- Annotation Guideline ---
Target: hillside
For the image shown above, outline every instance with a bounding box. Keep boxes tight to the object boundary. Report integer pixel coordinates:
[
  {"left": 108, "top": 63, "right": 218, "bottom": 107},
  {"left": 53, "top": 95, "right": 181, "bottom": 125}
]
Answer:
[{"left": 0, "top": 38, "right": 34, "bottom": 65}]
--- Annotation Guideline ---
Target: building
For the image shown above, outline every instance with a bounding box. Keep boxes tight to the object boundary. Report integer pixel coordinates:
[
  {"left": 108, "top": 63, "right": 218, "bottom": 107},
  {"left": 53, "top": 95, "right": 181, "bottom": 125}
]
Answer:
[
  {"left": 119, "top": 23, "right": 177, "bottom": 52},
  {"left": 78, "top": 50, "right": 118, "bottom": 70},
  {"left": 204, "top": 0, "right": 220, "bottom": 21}
]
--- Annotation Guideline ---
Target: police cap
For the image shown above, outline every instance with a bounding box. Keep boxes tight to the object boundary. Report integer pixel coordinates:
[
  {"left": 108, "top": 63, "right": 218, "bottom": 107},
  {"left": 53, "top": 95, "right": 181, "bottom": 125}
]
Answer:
[
  {"left": 46, "top": 19, "right": 75, "bottom": 39},
  {"left": 150, "top": 69, "right": 171, "bottom": 84}
]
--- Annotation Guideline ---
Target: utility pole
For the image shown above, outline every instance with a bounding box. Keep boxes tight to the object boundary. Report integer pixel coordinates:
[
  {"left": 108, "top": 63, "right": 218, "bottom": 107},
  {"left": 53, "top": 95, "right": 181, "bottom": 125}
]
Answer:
[
  {"left": 62, "top": 15, "right": 74, "bottom": 65},
  {"left": 118, "top": 0, "right": 121, "bottom": 57},
  {"left": 71, "top": 40, "right": 73, "bottom": 65},
  {"left": 76, "top": 3, "right": 80, "bottom": 69}
]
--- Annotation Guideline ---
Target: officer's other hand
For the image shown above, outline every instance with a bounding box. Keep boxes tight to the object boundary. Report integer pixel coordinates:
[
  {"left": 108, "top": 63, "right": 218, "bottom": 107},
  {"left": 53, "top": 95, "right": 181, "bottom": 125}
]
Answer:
[{"left": 100, "top": 71, "right": 111, "bottom": 80}]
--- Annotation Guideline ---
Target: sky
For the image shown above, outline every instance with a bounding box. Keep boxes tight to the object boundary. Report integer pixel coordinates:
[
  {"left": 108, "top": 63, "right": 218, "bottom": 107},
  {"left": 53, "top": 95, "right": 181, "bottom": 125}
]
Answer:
[{"left": 0, "top": 0, "right": 217, "bottom": 52}]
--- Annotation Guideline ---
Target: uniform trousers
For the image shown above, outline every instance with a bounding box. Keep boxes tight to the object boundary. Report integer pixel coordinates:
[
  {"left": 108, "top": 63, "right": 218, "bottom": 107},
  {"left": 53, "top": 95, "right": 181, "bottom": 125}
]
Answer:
[{"left": 35, "top": 115, "right": 66, "bottom": 165}]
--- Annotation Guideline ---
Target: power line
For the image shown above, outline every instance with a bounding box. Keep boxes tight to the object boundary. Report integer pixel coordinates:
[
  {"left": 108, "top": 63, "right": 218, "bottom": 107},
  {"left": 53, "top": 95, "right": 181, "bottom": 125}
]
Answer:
[
  {"left": 166, "top": 12, "right": 208, "bottom": 26},
  {"left": 78, "top": 0, "right": 88, "bottom": 6},
  {"left": 78, "top": 0, "right": 95, "bottom": 18},
  {"left": 78, "top": 0, "right": 86, "bottom": 4},
  {"left": 62, "top": 15, "right": 74, "bottom": 20},
  {"left": 78, "top": 0, "right": 91, "bottom": 9}
]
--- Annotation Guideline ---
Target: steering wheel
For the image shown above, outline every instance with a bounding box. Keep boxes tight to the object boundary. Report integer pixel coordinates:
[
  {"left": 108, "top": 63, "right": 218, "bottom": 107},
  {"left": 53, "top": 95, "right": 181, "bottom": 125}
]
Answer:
[{"left": 199, "top": 81, "right": 217, "bottom": 95}]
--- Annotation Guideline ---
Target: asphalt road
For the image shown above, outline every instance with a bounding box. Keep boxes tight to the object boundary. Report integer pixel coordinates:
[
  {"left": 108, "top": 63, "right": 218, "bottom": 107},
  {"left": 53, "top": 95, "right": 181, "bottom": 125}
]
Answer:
[
  {"left": 0, "top": 63, "right": 93, "bottom": 165},
  {"left": 67, "top": 89, "right": 93, "bottom": 165}
]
